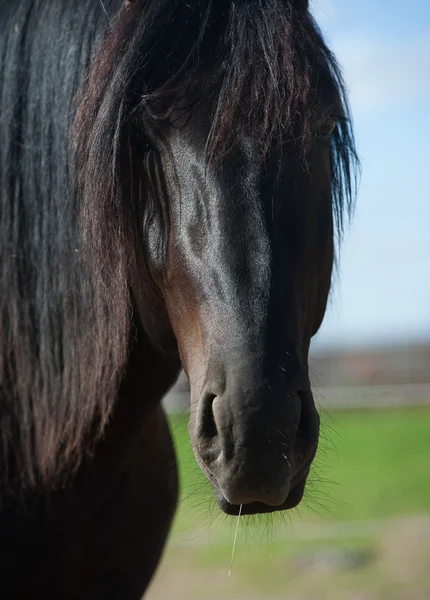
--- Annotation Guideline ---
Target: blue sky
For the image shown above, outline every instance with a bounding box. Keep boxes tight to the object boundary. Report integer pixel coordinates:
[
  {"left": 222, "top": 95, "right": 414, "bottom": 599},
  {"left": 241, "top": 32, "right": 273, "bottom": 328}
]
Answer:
[{"left": 310, "top": 0, "right": 430, "bottom": 348}]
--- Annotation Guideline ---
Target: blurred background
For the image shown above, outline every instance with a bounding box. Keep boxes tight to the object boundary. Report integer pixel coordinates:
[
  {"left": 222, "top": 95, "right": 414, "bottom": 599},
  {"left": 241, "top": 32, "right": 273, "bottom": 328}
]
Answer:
[{"left": 148, "top": 1, "right": 430, "bottom": 598}]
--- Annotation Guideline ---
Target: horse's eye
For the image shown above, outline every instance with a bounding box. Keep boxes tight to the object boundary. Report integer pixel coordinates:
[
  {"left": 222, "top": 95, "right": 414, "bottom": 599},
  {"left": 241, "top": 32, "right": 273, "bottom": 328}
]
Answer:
[{"left": 317, "top": 118, "right": 337, "bottom": 139}]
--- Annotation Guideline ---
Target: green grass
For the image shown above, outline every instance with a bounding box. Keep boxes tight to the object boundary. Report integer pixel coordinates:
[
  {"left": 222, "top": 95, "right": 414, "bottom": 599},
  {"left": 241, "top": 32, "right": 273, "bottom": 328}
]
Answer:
[
  {"left": 169, "top": 407, "right": 430, "bottom": 530},
  {"left": 318, "top": 408, "right": 430, "bottom": 520}
]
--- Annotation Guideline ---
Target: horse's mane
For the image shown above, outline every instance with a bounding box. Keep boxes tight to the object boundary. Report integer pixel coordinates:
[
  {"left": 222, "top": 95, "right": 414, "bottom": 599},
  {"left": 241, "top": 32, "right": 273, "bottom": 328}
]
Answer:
[
  {"left": 0, "top": 0, "right": 127, "bottom": 491},
  {"left": 0, "top": 0, "right": 357, "bottom": 491}
]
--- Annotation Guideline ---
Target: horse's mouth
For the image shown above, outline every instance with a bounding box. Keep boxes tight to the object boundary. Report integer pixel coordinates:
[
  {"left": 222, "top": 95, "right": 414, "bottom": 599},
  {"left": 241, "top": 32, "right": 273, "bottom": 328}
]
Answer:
[{"left": 212, "top": 468, "right": 310, "bottom": 516}]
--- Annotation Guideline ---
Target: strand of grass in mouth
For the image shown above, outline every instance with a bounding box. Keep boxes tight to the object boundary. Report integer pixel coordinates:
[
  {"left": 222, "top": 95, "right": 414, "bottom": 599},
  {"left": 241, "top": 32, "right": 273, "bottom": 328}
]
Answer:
[{"left": 228, "top": 504, "right": 243, "bottom": 577}]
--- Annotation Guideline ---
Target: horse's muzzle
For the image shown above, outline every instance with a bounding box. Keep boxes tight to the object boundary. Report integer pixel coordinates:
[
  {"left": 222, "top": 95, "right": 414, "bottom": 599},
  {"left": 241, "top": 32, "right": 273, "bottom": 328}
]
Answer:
[
  {"left": 212, "top": 467, "right": 310, "bottom": 516},
  {"left": 190, "top": 383, "right": 320, "bottom": 514}
]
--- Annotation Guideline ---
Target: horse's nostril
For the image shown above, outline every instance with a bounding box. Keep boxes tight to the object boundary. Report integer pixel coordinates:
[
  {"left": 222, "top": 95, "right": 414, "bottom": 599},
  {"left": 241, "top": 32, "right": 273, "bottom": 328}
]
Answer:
[{"left": 200, "top": 393, "right": 218, "bottom": 439}]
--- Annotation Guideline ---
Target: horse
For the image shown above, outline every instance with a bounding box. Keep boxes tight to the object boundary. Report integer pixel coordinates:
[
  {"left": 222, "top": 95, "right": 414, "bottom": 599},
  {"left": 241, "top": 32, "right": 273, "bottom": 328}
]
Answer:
[{"left": 0, "top": 0, "right": 357, "bottom": 597}]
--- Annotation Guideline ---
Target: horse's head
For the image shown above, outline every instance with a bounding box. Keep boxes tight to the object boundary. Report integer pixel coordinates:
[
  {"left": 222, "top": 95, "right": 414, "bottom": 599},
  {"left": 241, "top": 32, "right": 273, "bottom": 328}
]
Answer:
[
  {"left": 138, "top": 85, "right": 345, "bottom": 514},
  {"left": 76, "top": 0, "right": 356, "bottom": 515},
  {"left": 135, "top": 97, "right": 354, "bottom": 514}
]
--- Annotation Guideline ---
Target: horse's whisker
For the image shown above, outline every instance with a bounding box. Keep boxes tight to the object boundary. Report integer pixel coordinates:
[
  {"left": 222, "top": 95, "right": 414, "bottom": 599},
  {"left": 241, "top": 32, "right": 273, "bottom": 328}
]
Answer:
[
  {"left": 228, "top": 504, "right": 243, "bottom": 577},
  {"left": 282, "top": 453, "right": 291, "bottom": 468}
]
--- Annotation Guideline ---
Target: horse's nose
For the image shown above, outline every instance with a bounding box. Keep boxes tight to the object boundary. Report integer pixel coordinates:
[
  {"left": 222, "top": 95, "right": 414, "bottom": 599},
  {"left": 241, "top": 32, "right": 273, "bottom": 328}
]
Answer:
[{"left": 194, "top": 382, "right": 319, "bottom": 507}]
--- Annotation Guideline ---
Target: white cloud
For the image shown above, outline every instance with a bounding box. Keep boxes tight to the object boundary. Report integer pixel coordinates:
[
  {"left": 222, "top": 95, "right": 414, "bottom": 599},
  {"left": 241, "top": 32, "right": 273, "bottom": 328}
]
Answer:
[{"left": 331, "top": 32, "right": 430, "bottom": 114}]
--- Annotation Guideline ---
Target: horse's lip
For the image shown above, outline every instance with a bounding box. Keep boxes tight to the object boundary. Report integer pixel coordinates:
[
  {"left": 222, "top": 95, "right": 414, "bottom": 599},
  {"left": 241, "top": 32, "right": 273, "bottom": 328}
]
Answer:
[{"left": 213, "top": 470, "right": 310, "bottom": 516}]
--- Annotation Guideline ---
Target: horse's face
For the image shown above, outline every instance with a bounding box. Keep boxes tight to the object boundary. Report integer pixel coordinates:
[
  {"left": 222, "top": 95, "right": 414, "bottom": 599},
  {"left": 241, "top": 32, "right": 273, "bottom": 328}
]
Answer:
[{"left": 141, "top": 101, "right": 335, "bottom": 515}]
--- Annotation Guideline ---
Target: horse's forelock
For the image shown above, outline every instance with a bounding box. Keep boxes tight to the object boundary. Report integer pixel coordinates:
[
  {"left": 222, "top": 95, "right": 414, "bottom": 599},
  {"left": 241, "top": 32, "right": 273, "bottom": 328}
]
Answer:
[{"left": 78, "top": 0, "right": 357, "bottom": 200}]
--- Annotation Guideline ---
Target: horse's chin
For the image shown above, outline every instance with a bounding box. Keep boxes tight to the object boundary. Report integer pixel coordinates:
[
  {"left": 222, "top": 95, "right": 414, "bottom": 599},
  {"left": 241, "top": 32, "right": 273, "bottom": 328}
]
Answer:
[{"left": 212, "top": 474, "right": 308, "bottom": 516}]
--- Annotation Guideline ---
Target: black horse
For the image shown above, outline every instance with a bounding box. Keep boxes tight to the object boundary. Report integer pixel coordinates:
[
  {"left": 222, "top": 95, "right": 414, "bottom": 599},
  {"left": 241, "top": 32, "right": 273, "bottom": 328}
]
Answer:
[{"left": 0, "top": 0, "right": 356, "bottom": 597}]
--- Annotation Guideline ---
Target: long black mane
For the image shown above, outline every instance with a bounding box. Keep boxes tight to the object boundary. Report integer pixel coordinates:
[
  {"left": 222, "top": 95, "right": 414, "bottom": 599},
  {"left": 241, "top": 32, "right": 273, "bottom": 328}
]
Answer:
[
  {"left": 0, "top": 0, "right": 128, "bottom": 490},
  {"left": 0, "top": 0, "right": 357, "bottom": 491}
]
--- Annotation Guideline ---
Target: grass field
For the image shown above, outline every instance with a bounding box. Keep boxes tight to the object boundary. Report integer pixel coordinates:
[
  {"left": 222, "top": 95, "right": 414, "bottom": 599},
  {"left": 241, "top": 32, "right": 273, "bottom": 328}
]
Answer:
[{"left": 147, "top": 407, "right": 430, "bottom": 599}]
